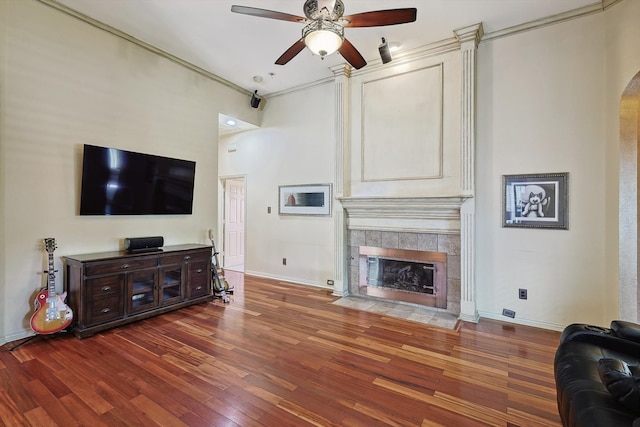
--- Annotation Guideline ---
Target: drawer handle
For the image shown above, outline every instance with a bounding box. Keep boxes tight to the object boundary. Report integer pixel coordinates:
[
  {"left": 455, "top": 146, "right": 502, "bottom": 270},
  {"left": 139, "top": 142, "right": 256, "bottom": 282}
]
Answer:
[
  {"left": 196, "top": 269, "right": 203, "bottom": 273},
  {"left": 101, "top": 308, "right": 111, "bottom": 313},
  {"left": 121, "top": 264, "right": 129, "bottom": 269},
  {"left": 101, "top": 286, "right": 111, "bottom": 292},
  {"left": 184, "top": 255, "right": 191, "bottom": 260},
  {"left": 196, "top": 286, "right": 202, "bottom": 290}
]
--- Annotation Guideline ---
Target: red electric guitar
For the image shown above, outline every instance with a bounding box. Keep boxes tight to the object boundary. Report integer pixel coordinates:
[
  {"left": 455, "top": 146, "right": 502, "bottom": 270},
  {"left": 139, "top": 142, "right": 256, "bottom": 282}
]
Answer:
[{"left": 30, "top": 238, "right": 73, "bottom": 334}]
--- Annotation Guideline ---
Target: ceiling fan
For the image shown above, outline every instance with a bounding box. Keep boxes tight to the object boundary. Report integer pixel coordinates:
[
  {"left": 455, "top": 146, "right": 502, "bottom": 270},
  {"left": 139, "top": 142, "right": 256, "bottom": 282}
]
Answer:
[{"left": 231, "top": 0, "right": 417, "bottom": 70}]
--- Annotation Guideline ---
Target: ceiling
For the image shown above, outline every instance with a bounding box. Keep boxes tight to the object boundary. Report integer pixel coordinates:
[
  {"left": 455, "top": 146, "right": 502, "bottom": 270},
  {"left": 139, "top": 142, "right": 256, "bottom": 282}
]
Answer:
[{"left": 53, "top": 0, "right": 599, "bottom": 96}]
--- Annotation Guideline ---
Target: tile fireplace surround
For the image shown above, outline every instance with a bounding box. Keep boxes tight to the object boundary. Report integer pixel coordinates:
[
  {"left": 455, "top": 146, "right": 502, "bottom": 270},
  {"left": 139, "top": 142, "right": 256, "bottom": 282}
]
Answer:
[{"left": 348, "top": 230, "right": 461, "bottom": 316}]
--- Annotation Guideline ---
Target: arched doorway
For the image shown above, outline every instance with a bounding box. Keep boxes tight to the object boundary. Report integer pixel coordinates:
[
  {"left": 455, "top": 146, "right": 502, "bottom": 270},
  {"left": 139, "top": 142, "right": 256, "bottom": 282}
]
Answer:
[{"left": 619, "top": 70, "right": 640, "bottom": 321}]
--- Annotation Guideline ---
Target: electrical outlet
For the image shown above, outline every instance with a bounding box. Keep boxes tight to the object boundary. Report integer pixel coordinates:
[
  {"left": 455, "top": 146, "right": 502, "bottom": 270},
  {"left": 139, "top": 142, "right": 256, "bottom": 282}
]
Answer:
[
  {"left": 519, "top": 288, "right": 528, "bottom": 300},
  {"left": 327, "top": 280, "right": 334, "bottom": 286},
  {"left": 282, "top": 258, "right": 286, "bottom": 266},
  {"left": 502, "top": 308, "right": 516, "bottom": 318},
  {"left": 267, "top": 206, "right": 271, "bottom": 214}
]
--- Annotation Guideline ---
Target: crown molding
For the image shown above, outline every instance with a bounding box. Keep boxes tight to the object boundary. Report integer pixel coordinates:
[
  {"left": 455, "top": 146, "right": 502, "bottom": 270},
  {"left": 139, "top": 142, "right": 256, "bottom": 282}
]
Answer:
[{"left": 483, "top": 1, "right": 611, "bottom": 42}]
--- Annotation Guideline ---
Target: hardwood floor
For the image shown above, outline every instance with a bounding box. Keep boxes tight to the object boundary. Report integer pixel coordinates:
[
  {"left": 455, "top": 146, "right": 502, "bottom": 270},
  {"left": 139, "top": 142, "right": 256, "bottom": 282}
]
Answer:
[{"left": 1, "top": 272, "right": 562, "bottom": 426}]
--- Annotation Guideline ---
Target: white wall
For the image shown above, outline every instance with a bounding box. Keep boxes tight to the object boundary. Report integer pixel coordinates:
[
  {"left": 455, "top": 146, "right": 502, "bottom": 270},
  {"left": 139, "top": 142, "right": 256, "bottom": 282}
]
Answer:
[
  {"left": 476, "top": 14, "right": 608, "bottom": 328},
  {"left": 0, "top": 0, "right": 258, "bottom": 343},
  {"left": 473, "top": 0, "right": 640, "bottom": 330},
  {"left": 218, "top": 83, "right": 336, "bottom": 286}
]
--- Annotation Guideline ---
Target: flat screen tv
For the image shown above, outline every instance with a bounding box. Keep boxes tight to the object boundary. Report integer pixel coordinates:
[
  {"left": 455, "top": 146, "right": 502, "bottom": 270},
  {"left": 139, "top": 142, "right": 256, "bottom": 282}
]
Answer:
[{"left": 79, "top": 144, "right": 196, "bottom": 215}]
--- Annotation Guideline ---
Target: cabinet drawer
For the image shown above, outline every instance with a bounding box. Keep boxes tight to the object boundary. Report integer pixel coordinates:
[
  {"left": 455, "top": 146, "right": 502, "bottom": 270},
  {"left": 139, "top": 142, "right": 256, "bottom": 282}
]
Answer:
[
  {"left": 85, "top": 258, "right": 157, "bottom": 276},
  {"left": 160, "top": 253, "right": 194, "bottom": 265},
  {"left": 189, "top": 261, "right": 210, "bottom": 282},
  {"left": 86, "top": 296, "right": 124, "bottom": 325},
  {"left": 87, "top": 275, "right": 124, "bottom": 300},
  {"left": 190, "top": 250, "right": 212, "bottom": 262},
  {"left": 188, "top": 261, "right": 210, "bottom": 298},
  {"left": 188, "top": 276, "right": 210, "bottom": 298},
  {"left": 160, "top": 250, "right": 210, "bottom": 266}
]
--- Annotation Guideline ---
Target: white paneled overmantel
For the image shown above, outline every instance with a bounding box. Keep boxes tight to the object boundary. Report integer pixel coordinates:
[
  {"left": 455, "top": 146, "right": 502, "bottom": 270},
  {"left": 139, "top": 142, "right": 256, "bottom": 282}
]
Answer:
[{"left": 331, "top": 24, "right": 484, "bottom": 321}]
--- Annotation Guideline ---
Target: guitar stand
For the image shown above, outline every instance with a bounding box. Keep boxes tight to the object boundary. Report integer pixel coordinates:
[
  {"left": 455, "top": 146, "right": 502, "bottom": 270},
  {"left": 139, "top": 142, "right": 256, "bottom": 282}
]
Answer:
[
  {"left": 6, "top": 329, "right": 71, "bottom": 352},
  {"left": 7, "top": 334, "right": 42, "bottom": 351}
]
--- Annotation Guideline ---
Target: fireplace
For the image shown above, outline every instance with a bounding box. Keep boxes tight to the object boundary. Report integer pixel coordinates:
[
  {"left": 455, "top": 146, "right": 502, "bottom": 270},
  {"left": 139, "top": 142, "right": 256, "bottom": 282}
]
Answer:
[
  {"left": 347, "top": 229, "right": 461, "bottom": 315},
  {"left": 359, "top": 246, "right": 447, "bottom": 308}
]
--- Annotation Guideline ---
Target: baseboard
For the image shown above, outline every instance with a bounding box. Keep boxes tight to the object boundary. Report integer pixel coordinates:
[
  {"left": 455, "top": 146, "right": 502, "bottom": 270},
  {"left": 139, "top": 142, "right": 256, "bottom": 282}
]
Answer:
[
  {"left": 1, "top": 329, "right": 35, "bottom": 347},
  {"left": 478, "top": 310, "right": 565, "bottom": 331},
  {"left": 243, "top": 270, "right": 332, "bottom": 290}
]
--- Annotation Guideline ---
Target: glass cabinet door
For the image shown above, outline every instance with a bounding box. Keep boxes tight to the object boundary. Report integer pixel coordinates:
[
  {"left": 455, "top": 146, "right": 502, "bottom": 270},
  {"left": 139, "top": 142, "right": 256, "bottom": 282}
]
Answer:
[
  {"left": 127, "top": 269, "right": 158, "bottom": 314},
  {"left": 159, "top": 265, "right": 184, "bottom": 306}
]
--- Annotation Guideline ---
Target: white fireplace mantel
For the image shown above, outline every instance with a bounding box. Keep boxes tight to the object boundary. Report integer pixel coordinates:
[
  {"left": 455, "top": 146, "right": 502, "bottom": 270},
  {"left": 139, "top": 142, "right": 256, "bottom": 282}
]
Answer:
[{"left": 340, "top": 196, "right": 469, "bottom": 234}]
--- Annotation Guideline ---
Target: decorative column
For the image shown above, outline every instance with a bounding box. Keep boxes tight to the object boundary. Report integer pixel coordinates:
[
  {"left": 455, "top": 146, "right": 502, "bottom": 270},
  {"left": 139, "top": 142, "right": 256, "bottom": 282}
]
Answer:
[
  {"left": 330, "top": 64, "right": 351, "bottom": 297},
  {"left": 454, "top": 23, "right": 483, "bottom": 322}
]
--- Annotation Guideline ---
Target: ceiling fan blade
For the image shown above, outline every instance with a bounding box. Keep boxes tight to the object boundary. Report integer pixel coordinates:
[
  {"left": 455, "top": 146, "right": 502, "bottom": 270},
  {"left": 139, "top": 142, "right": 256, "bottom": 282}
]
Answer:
[
  {"left": 275, "top": 39, "right": 307, "bottom": 65},
  {"left": 231, "top": 5, "right": 305, "bottom": 23},
  {"left": 339, "top": 39, "right": 367, "bottom": 70},
  {"left": 342, "top": 8, "right": 417, "bottom": 27}
]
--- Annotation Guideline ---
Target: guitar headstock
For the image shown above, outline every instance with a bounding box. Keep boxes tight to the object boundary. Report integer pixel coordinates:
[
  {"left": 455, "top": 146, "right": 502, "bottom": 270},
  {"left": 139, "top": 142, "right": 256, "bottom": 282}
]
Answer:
[{"left": 44, "top": 238, "right": 57, "bottom": 254}]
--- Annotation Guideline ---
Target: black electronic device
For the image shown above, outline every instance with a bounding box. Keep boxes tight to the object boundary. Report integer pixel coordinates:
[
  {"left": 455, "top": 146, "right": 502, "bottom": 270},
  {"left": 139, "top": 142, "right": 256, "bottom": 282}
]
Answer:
[
  {"left": 79, "top": 144, "right": 196, "bottom": 215},
  {"left": 124, "top": 236, "right": 164, "bottom": 253}
]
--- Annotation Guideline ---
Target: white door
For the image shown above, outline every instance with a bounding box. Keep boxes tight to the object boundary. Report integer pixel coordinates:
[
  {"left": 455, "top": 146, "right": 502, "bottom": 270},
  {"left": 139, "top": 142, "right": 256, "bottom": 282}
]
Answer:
[{"left": 224, "top": 178, "right": 245, "bottom": 270}]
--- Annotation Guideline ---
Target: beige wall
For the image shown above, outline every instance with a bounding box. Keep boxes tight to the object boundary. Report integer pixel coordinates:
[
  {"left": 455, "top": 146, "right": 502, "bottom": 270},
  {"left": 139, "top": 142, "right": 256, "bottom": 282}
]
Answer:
[
  {"left": 0, "top": 0, "right": 258, "bottom": 343},
  {"left": 218, "top": 84, "right": 336, "bottom": 286},
  {"left": 475, "top": 13, "right": 607, "bottom": 329},
  {"left": 475, "top": 0, "right": 640, "bottom": 329}
]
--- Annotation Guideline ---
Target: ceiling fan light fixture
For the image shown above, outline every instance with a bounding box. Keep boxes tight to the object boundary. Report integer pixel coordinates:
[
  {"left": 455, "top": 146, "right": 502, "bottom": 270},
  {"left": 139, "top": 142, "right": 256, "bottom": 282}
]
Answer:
[{"left": 303, "top": 20, "right": 344, "bottom": 58}]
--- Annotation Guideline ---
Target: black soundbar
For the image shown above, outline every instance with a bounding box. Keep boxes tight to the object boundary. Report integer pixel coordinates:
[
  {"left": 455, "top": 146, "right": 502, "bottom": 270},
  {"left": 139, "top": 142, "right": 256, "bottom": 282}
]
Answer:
[{"left": 124, "top": 236, "right": 164, "bottom": 253}]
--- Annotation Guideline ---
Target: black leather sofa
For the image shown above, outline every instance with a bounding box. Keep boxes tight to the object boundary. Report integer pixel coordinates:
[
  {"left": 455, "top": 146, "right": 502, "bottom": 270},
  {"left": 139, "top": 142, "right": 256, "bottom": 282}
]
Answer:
[{"left": 555, "top": 321, "right": 640, "bottom": 426}]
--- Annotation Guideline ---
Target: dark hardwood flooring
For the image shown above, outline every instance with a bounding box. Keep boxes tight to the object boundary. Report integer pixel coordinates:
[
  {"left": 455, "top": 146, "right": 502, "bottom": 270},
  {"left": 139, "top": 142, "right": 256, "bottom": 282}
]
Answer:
[{"left": 0, "top": 272, "right": 562, "bottom": 426}]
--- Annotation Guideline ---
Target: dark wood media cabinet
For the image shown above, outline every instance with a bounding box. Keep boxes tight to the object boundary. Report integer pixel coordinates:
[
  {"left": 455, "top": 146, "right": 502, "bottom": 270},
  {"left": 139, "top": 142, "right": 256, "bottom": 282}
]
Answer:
[{"left": 64, "top": 244, "right": 213, "bottom": 339}]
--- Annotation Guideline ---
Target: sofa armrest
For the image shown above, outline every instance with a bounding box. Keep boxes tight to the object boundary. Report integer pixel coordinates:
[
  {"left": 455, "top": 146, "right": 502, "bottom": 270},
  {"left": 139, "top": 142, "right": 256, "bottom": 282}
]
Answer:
[
  {"left": 611, "top": 321, "right": 640, "bottom": 344},
  {"left": 561, "top": 323, "right": 613, "bottom": 343},
  {"left": 563, "top": 330, "right": 640, "bottom": 355}
]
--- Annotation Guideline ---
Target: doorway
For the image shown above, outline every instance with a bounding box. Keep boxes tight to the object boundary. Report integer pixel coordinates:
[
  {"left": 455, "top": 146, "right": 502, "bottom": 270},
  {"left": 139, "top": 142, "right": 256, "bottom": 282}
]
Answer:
[
  {"left": 619, "top": 70, "right": 640, "bottom": 322},
  {"left": 222, "top": 177, "right": 245, "bottom": 272}
]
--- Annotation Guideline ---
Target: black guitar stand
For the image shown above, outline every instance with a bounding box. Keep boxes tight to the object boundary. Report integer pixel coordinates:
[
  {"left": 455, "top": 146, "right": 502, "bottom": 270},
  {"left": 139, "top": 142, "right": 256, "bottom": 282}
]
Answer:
[
  {"left": 5, "top": 330, "right": 71, "bottom": 352},
  {"left": 7, "top": 335, "right": 41, "bottom": 351}
]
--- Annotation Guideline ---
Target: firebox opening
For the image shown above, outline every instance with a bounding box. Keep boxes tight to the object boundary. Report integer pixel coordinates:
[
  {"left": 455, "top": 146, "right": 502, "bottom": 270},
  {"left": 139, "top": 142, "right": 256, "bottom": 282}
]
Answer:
[
  {"left": 367, "top": 257, "right": 435, "bottom": 295},
  {"left": 358, "top": 246, "right": 448, "bottom": 309}
]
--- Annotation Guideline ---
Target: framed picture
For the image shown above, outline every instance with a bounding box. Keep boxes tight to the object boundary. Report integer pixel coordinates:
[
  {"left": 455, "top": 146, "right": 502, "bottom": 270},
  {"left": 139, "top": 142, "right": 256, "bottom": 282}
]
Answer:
[
  {"left": 279, "top": 184, "right": 331, "bottom": 216},
  {"left": 502, "top": 172, "right": 569, "bottom": 229}
]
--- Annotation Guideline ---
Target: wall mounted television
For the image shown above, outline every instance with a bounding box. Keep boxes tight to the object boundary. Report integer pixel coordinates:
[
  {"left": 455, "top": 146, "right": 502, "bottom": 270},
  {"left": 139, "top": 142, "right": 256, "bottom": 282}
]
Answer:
[{"left": 79, "top": 144, "right": 196, "bottom": 215}]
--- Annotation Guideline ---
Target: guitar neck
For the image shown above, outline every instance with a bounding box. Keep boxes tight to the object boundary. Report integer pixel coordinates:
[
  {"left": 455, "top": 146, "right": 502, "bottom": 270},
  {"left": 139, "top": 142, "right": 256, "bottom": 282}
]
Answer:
[{"left": 47, "top": 252, "right": 56, "bottom": 298}]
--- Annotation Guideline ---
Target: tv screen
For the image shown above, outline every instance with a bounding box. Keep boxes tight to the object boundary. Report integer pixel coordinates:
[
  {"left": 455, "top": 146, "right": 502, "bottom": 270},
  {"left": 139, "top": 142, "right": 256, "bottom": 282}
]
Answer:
[{"left": 79, "top": 144, "right": 196, "bottom": 215}]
